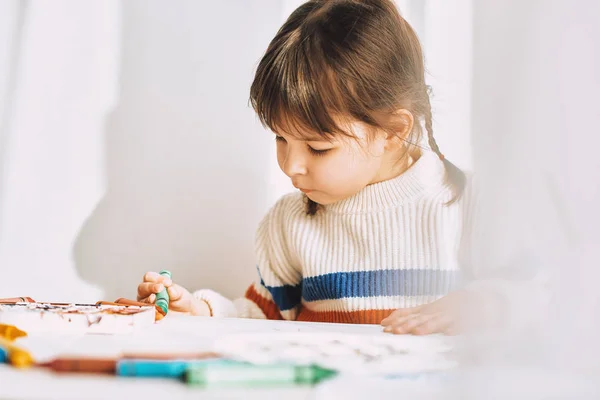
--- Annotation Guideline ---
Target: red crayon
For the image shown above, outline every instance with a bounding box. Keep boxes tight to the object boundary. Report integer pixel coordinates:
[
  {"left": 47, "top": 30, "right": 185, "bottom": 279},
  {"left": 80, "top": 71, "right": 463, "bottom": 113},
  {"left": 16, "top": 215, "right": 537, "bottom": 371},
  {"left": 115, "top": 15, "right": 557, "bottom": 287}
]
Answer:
[{"left": 42, "top": 358, "right": 117, "bottom": 374}]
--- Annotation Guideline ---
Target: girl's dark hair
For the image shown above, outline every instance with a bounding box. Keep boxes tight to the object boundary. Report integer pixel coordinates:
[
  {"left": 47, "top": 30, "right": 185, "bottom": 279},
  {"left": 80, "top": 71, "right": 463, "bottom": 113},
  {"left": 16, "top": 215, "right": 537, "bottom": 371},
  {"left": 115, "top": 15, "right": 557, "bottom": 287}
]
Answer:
[{"left": 250, "top": 0, "right": 465, "bottom": 215}]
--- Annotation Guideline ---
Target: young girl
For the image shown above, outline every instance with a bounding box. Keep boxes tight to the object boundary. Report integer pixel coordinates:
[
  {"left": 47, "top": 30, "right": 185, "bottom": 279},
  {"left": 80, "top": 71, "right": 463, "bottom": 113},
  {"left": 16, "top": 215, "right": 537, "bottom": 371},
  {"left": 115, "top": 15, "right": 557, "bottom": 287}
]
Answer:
[{"left": 137, "top": 0, "right": 475, "bottom": 335}]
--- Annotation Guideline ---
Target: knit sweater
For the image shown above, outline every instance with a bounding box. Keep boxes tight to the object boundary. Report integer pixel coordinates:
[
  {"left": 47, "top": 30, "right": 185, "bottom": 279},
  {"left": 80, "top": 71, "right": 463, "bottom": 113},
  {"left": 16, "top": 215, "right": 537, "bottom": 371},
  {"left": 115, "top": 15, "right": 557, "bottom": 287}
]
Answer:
[{"left": 194, "top": 152, "right": 473, "bottom": 324}]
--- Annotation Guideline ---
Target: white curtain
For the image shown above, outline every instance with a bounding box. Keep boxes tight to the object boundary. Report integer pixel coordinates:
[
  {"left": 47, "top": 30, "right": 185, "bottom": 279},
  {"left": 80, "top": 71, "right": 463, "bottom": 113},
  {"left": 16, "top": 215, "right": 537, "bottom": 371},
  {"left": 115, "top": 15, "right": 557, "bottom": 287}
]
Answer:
[
  {"left": 466, "top": 0, "right": 600, "bottom": 397},
  {"left": 399, "top": 0, "right": 473, "bottom": 170},
  {"left": 0, "top": 0, "right": 120, "bottom": 302}
]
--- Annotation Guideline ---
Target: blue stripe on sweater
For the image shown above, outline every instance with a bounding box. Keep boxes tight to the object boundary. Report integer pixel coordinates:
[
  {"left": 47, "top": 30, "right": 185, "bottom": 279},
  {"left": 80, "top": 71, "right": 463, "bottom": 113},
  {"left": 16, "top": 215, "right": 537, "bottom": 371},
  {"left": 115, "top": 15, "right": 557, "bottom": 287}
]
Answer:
[
  {"left": 301, "top": 269, "right": 460, "bottom": 302},
  {"left": 263, "top": 284, "right": 302, "bottom": 311},
  {"left": 256, "top": 265, "right": 302, "bottom": 311},
  {"left": 259, "top": 269, "right": 460, "bottom": 310},
  {"left": 260, "top": 280, "right": 302, "bottom": 312}
]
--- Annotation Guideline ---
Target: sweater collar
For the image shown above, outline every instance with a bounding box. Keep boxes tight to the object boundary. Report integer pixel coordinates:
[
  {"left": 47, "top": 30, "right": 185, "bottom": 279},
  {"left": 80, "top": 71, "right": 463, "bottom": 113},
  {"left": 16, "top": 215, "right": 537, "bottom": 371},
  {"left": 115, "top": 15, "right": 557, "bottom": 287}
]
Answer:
[{"left": 325, "top": 151, "right": 446, "bottom": 214}]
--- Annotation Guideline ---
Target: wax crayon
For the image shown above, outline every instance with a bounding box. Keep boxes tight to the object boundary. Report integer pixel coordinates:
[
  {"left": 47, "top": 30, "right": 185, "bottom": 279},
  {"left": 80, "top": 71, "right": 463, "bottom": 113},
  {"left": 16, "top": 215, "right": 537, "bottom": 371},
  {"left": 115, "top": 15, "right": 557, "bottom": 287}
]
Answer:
[
  {"left": 155, "top": 270, "right": 171, "bottom": 315},
  {"left": 185, "top": 363, "right": 337, "bottom": 387}
]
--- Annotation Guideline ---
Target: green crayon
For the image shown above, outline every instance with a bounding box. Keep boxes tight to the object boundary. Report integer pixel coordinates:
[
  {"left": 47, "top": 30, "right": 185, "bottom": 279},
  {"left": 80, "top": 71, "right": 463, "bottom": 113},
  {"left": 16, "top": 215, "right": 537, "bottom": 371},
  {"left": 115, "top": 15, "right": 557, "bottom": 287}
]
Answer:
[
  {"left": 185, "top": 362, "right": 337, "bottom": 387},
  {"left": 155, "top": 270, "right": 171, "bottom": 315}
]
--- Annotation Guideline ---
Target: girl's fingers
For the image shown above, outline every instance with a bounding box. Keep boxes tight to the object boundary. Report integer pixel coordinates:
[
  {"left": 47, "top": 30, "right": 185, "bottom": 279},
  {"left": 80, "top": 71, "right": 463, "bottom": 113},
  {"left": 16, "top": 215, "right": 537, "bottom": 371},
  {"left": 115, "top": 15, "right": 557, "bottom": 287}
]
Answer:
[
  {"left": 382, "top": 313, "right": 418, "bottom": 331},
  {"left": 142, "top": 271, "right": 172, "bottom": 287},
  {"left": 138, "top": 294, "right": 156, "bottom": 304},
  {"left": 137, "top": 282, "right": 164, "bottom": 300},
  {"left": 143, "top": 271, "right": 161, "bottom": 283},
  {"left": 413, "top": 314, "right": 454, "bottom": 335},
  {"left": 381, "top": 306, "right": 422, "bottom": 326},
  {"left": 167, "top": 285, "right": 183, "bottom": 302},
  {"left": 389, "top": 313, "right": 439, "bottom": 334},
  {"left": 138, "top": 275, "right": 188, "bottom": 312}
]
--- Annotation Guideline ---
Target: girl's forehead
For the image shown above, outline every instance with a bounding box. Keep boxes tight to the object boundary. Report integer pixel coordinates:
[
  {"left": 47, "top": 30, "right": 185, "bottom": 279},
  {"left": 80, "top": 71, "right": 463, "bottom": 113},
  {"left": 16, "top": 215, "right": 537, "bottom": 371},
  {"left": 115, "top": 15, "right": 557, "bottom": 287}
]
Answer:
[
  {"left": 274, "top": 127, "right": 329, "bottom": 142},
  {"left": 272, "top": 118, "right": 333, "bottom": 141},
  {"left": 273, "top": 113, "right": 366, "bottom": 142}
]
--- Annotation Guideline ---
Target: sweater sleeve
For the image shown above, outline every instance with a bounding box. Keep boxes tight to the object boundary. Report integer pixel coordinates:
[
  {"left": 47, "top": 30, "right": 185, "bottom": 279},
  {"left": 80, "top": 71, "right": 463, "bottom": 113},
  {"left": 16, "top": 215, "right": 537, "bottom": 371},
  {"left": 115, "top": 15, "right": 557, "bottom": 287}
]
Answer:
[{"left": 193, "top": 193, "right": 303, "bottom": 320}]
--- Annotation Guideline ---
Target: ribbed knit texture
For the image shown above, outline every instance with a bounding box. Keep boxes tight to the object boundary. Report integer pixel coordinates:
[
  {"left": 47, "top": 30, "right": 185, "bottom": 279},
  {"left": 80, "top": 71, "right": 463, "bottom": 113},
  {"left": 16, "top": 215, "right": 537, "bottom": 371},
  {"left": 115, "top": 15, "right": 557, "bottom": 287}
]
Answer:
[{"left": 194, "top": 152, "right": 472, "bottom": 324}]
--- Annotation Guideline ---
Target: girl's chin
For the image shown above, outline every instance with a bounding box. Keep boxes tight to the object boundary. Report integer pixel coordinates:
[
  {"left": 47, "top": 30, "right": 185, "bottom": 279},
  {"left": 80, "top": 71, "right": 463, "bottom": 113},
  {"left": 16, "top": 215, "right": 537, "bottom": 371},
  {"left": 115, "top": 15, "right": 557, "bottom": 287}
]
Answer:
[{"left": 304, "top": 191, "right": 337, "bottom": 205}]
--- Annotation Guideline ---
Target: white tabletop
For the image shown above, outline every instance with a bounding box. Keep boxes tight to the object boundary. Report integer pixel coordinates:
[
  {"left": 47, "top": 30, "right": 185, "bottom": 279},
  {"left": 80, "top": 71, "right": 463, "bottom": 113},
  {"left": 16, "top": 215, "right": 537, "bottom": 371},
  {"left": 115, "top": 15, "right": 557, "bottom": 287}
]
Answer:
[{"left": 0, "top": 316, "right": 446, "bottom": 399}]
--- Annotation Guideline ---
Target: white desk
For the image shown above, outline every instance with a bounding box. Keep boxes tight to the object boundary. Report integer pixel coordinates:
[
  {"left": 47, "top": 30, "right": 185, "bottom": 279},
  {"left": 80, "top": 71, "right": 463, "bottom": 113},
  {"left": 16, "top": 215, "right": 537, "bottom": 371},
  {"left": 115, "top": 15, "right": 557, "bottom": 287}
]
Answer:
[{"left": 0, "top": 317, "right": 444, "bottom": 399}]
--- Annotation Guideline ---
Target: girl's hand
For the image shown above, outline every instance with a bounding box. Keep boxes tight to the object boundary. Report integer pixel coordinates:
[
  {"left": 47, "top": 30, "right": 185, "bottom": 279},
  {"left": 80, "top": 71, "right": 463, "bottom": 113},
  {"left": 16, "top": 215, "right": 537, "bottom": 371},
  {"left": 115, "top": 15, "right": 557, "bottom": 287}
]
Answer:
[
  {"left": 381, "top": 290, "right": 505, "bottom": 335},
  {"left": 381, "top": 291, "right": 468, "bottom": 335},
  {"left": 136, "top": 271, "right": 211, "bottom": 316}
]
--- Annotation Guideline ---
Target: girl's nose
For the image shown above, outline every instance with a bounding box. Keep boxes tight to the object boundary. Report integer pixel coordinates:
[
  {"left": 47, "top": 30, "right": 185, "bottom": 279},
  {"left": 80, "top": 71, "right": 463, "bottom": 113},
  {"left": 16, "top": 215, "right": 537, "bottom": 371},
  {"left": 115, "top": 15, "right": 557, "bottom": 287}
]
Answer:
[{"left": 282, "top": 149, "right": 307, "bottom": 177}]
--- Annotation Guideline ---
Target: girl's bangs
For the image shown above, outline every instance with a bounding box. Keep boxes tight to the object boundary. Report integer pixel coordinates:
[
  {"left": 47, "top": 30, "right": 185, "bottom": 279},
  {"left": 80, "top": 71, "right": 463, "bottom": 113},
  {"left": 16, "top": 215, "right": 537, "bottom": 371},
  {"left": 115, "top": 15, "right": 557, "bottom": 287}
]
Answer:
[{"left": 251, "top": 39, "right": 357, "bottom": 141}]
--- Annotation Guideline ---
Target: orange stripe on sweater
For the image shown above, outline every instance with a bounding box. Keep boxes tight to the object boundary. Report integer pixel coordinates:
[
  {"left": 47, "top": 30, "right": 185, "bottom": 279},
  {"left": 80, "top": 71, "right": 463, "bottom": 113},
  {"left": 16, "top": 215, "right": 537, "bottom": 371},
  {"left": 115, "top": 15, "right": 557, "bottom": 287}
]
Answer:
[
  {"left": 244, "top": 284, "right": 283, "bottom": 320},
  {"left": 297, "top": 307, "right": 395, "bottom": 325}
]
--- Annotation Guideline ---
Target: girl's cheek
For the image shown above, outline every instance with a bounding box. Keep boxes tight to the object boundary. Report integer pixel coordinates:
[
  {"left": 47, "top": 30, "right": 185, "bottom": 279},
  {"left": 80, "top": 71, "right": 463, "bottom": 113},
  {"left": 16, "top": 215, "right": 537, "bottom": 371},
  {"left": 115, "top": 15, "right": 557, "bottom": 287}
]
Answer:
[{"left": 320, "top": 158, "right": 350, "bottom": 182}]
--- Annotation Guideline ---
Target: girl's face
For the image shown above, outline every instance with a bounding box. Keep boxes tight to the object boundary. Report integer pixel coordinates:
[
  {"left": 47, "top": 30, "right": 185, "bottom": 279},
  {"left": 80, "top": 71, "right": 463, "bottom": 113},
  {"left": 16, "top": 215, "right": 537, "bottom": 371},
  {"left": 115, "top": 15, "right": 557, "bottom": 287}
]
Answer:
[{"left": 275, "top": 120, "right": 403, "bottom": 205}]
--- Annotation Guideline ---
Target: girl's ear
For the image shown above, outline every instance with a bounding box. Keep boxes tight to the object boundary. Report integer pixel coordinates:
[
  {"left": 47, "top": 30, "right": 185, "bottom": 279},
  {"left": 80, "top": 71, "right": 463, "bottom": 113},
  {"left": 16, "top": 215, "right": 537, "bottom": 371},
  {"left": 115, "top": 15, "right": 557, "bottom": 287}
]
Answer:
[
  {"left": 392, "top": 109, "right": 414, "bottom": 139},
  {"left": 385, "top": 109, "right": 414, "bottom": 148}
]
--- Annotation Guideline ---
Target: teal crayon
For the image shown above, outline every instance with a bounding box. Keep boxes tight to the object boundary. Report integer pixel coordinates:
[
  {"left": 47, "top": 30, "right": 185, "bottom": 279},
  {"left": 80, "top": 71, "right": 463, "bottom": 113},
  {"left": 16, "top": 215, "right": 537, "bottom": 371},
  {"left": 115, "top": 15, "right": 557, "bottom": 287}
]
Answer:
[
  {"left": 117, "top": 358, "right": 223, "bottom": 378},
  {"left": 185, "top": 363, "right": 337, "bottom": 387},
  {"left": 155, "top": 270, "right": 171, "bottom": 315}
]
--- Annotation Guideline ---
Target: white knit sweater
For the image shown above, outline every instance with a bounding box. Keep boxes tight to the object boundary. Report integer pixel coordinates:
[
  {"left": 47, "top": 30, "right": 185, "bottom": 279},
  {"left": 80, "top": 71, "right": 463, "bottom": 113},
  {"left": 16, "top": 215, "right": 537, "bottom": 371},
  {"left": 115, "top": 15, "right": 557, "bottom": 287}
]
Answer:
[{"left": 194, "top": 152, "right": 474, "bottom": 324}]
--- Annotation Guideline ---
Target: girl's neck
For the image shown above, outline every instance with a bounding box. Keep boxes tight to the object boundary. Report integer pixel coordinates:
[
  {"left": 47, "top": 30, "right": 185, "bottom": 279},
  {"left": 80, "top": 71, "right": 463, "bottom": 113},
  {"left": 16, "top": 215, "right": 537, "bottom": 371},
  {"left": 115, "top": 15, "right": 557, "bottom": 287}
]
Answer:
[{"left": 369, "top": 148, "right": 421, "bottom": 186}]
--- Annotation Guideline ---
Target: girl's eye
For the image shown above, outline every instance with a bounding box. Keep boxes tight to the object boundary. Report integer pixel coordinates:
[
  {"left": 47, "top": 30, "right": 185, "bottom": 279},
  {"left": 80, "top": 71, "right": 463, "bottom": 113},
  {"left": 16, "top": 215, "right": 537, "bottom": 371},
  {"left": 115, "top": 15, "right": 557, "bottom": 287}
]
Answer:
[
  {"left": 308, "top": 146, "right": 331, "bottom": 156},
  {"left": 275, "top": 135, "right": 286, "bottom": 142}
]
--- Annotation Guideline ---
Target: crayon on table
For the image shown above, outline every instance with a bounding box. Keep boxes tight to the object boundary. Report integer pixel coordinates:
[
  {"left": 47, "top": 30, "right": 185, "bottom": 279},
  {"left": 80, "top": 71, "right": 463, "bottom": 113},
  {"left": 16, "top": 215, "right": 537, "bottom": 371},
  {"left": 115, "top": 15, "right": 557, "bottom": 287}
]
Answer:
[
  {"left": 42, "top": 358, "right": 117, "bottom": 374},
  {"left": 117, "top": 358, "right": 222, "bottom": 378},
  {"left": 0, "top": 336, "right": 34, "bottom": 368},
  {"left": 0, "top": 345, "right": 7, "bottom": 363},
  {"left": 155, "top": 270, "right": 171, "bottom": 315},
  {"left": 0, "top": 324, "right": 27, "bottom": 341},
  {"left": 185, "top": 363, "right": 337, "bottom": 387},
  {"left": 40, "top": 352, "right": 221, "bottom": 374}
]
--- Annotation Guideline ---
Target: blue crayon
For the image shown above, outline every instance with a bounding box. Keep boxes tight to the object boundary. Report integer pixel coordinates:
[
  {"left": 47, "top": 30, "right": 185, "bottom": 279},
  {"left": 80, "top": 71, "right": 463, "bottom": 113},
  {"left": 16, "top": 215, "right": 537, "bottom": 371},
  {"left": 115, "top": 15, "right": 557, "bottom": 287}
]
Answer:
[
  {"left": 116, "top": 358, "right": 225, "bottom": 378},
  {"left": 0, "top": 345, "right": 7, "bottom": 363}
]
